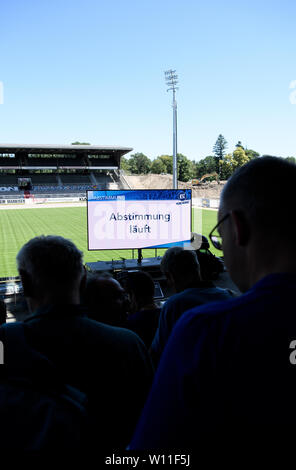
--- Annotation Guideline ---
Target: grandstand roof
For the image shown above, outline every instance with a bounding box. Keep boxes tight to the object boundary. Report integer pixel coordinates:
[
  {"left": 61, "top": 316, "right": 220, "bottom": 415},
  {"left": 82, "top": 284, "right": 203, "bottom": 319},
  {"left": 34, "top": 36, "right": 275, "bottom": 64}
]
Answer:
[{"left": 0, "top": 143, "right": 133, "bottom": 157}]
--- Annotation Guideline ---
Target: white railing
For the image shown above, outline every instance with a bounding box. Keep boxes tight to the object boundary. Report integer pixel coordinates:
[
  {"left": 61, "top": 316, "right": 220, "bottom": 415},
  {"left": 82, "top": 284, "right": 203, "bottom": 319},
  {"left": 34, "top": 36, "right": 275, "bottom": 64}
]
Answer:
[{"left": 118, "top": 169, "right": 132, "bottom": 189}]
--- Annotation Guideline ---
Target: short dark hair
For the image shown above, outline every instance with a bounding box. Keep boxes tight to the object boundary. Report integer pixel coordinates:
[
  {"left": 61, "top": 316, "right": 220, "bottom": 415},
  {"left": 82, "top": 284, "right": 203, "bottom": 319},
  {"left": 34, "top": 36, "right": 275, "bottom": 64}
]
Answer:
[
  {"left": 222, "top": 156, "right": 296, "bottom": 234},
  {"left": 161, "top": 247, "right": 200, "bottom": 285},
  {"left": 82, "top": 273, "right": 128, "bottom": 326},
  {"left": 124, "top": 271, "right": 155, "bottom": 303},
  {"left": 82, "top": 272, "right": 114, "bottom": 305}
]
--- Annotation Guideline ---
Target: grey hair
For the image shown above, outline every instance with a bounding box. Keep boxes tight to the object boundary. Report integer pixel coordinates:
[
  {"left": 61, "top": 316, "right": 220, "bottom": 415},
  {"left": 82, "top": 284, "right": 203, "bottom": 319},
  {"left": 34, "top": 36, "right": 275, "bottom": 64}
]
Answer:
[
  {"left": 161, "top": 246, "right": 201, "bottom": 285},
  {"left": 17, "top": 235, "right": 84, "bottom": 290}
]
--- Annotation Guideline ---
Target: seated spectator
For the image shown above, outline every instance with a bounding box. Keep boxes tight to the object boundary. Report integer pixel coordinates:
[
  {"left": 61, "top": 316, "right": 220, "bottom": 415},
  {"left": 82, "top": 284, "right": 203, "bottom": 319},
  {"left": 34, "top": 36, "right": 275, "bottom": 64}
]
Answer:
[
  {"left": 82, "top": 272, "right": 128, "bottom": 327},
  {"left": 123, "top": 271, "right": 161, "bottom": 348},
  {"left": 0, "top": 235, "right": 153, "bottom": 450},
  {"left": 130, "top": 156, "right": 296, "bottom": 457},
  {"left": 150, "top": 247, "right": 232, "bottom": 365}
]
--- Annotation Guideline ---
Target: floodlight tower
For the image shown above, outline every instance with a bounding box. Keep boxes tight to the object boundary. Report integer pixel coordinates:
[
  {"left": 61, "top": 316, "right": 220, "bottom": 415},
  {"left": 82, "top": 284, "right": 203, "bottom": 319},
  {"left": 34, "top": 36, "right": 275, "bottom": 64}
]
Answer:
[{"left": 164, "top": 69, "right": 179, "bottom": 189}]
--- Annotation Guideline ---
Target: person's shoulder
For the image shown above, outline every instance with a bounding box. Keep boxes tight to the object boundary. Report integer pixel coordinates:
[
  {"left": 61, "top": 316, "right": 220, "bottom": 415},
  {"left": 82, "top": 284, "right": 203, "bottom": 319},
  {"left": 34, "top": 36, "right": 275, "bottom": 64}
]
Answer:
[
  {"left": 164, "top": 289, "right": 197, "bottom": 306},
  {"left": 126, "top": 310, "right": 143, "bottom": 324},
  {"left": 194, "top": 283, "right": 234, "bottom": 300},
  {"left": 175, "top": 291, "right": 250, "bottom": 334},
  {"left": 78, "top": 317, "right": 153, "bottom": 365},
  {"left": 80, "top": 316, "right": 143, "bottom": 342},
  {"left": 164, "top": 292, "right": 180, "bottom": 304},
  {"left": 164, "top": 286, "right": 231, "bottom": 311}
]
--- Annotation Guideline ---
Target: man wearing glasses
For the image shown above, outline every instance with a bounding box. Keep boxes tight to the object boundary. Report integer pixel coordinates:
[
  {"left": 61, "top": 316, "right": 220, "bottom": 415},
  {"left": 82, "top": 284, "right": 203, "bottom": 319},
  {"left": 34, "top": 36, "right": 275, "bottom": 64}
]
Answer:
[{"left": 130, "top": 156, "right": 296, "bottom": 456}]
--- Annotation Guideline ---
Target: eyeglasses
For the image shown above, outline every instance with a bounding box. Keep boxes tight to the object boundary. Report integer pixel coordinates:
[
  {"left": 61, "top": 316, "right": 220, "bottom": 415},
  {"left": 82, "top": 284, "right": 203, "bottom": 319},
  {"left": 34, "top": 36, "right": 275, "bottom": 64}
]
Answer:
[{"left": 208, "top": 213, "right": 230, "bottom": 251}]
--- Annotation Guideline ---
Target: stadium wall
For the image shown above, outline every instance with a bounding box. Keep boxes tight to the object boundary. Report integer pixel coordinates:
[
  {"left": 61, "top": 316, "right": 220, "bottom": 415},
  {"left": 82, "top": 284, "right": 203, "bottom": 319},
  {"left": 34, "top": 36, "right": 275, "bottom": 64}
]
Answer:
[
  {"left": 192, "top": 197, "right": 219, "bottom": 209},
  {"left": 0, "top": 198, "right": 25, "bottom": 204},
  {"left": 0, "top": 195, "right": 86, "bottom": 205},
  {"left": 0, "top": 195, "right": 219, "bottom": 207}
]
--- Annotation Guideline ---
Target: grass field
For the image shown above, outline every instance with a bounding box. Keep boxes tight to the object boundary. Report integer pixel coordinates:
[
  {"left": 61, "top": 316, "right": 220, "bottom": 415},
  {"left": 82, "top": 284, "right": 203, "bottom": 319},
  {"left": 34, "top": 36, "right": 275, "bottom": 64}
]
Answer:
[{"left": 0, "top": 206, "right": 219, "bottom": 278}]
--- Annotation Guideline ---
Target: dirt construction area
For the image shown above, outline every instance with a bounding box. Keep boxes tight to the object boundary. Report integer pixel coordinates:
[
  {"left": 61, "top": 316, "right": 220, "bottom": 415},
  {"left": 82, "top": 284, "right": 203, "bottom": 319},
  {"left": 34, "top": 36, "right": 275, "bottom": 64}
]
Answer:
[{"left": 124, "top": 174, "right": 226, "bottom": 199}]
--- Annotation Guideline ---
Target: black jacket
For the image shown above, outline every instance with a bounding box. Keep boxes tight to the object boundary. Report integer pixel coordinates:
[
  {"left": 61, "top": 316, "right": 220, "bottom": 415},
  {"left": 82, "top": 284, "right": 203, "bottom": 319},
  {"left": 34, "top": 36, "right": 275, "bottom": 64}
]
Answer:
[{"left": 0, "top": 304, "right": 154, "bottom": 450}]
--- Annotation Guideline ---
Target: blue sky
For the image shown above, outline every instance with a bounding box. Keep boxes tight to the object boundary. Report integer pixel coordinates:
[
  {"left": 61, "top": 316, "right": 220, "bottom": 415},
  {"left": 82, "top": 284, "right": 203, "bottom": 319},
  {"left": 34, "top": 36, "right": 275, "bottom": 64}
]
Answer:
[{"left": 1, "top": 0, "right": 296, "bottom": 160}]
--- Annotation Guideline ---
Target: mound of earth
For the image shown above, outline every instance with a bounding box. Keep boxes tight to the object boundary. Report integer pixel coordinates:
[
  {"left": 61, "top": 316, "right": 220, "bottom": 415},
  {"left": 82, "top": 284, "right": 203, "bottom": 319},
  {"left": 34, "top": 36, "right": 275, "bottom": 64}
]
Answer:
[{"left": 124, "top": 174, "right": 226, "bottom": 199}]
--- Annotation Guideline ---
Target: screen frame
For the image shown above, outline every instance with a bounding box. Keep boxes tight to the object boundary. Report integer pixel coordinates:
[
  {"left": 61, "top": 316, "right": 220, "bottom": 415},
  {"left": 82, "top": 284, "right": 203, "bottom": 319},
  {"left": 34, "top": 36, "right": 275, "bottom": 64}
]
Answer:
[{"left": 86, "top": 188, "right": 192, "bottom": 251}]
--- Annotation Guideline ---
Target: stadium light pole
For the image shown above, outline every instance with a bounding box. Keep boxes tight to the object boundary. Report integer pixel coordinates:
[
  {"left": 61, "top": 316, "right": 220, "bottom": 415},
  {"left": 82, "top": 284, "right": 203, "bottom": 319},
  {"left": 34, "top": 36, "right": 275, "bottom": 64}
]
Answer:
[{"left": 164, "top": 69, "right": 179, "bottom": 189}]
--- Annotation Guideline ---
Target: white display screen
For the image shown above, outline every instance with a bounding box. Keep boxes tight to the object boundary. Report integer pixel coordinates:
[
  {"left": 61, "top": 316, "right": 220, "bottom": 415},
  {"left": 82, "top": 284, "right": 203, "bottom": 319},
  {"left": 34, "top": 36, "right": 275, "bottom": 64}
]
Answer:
[{"left": 87, "top": 189, "right": 192, "bottom": 250}]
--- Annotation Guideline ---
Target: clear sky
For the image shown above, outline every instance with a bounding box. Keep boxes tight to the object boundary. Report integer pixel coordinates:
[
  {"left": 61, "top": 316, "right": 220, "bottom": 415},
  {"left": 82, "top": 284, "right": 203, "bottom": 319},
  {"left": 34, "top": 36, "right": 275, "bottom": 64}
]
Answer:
[{"left": 1, "top": 0, "right": 296, "bottom": 160}]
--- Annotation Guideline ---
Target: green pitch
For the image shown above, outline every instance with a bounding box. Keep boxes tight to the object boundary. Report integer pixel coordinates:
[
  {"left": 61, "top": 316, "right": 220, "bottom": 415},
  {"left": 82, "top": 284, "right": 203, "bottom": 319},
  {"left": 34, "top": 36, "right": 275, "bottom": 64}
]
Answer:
[{"left": 0, "top": 206, "right": 219, "bottom": 278}]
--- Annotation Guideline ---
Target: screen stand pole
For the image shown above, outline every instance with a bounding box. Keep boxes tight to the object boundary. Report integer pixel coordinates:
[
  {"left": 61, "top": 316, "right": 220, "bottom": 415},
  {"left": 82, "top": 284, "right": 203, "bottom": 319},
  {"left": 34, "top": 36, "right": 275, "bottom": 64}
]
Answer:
[{"left": 137, "top": 248, "right": 143, "bottom": 265}]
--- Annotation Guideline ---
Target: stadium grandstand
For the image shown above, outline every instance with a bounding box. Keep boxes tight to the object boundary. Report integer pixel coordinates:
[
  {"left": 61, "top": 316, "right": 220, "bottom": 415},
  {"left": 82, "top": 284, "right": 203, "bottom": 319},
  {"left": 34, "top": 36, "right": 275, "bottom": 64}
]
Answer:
[{"left": 0, "top": 143, "right": 133, "bottom": 201}]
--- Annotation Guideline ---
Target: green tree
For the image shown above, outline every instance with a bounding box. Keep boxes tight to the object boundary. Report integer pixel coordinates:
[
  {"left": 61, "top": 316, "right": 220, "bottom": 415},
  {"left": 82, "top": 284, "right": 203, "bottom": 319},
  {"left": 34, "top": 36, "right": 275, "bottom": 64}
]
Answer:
[
  {"left": 120, "top": 156, "right": 130, "bottom": 172},
  {"left": 191, "top": 160, "right": 199, "bottom": 178},
  {"left": 71, "top": 141, "right": 91, "bottom": 145},
  {"left": 219, "top": 153, "right": 234, "bottom": 180},
  {"left": 232, "top": 147, "right": 249, "bottom": 167},
  {"left": 235, "top": 141, "right": 244, "bottom": 149},
  {"left": 286, "top": 156, "right": 296, "bottom": 165},
  {"left": 128, "top": 152, "right": 151, "bottom": 174},
  {"left": 151, "top": 158, "right": 167, "bottom": 174},
  {"left": 220, "top": 147, "right": 250, "bottom": 179},
  {"left": 177, "top": 153, "right": 193, "bottom": 182},
  {"left": 158, "top": 155, "right": 173, "bottom": 174},
  {"left": 213, "top": 135, "right": 228, "bottom": 159},
  {"left": 193, "top": 155, "right": 217, "bottom": 178},
  {"left": 213, "top": 134, "right": 228, "bottom": 175},
  {"left": 245, "top": 149, "right": 260, "bottom": 159}
]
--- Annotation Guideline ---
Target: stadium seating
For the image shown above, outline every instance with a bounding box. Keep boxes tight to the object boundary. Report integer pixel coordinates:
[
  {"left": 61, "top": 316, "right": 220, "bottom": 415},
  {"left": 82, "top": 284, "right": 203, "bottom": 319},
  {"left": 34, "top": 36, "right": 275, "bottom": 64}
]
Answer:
[
  {"left": 30, "top": 174, "right": 58, "bottom": 184},
  {"left": 0, "top": 157, "right": 20, "bottom": 166},
  {"left": 88, "top": 157, "right": 115, "bottom": 167},
  {"left": 0, "top": 172, "right": 118, "bottom": 191},
  {"left": 60, "top": 174, "right": 91, "bottom": 183},
  {"left": 93, "top": 174, "right": 113, "bottom": 183},
  {"left": 26, "top": 157, "right": 58, "bottom": 167},
  {"left": 0, "top": 174, "right": 18, "bottom": 185},
  {"left": 58, "top": 157, "right": 84, "bottom": 166}
]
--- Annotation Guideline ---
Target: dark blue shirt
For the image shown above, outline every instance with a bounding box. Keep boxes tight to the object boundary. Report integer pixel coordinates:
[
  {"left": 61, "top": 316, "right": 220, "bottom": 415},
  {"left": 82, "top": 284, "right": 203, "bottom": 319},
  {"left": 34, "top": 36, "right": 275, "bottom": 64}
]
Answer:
[
  {"left": 150, "top": 284, "right": 233, "bottom": 365},
  {"left": 130, "top": 273, "right": 296, "bottom": 452},
  {"left": 126, "top": 307, "right": 161, "bottom": 348}
]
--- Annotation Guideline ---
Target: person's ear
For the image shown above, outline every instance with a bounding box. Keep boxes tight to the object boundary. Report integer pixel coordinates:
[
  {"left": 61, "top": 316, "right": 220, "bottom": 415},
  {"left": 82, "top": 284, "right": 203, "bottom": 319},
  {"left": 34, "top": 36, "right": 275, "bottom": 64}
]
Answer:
[
  {"left": 230, "top": 210, "right": 250, "bottom": 247},
  {"left": 19, "top": 269, "right": 35, "bottom": 298}
]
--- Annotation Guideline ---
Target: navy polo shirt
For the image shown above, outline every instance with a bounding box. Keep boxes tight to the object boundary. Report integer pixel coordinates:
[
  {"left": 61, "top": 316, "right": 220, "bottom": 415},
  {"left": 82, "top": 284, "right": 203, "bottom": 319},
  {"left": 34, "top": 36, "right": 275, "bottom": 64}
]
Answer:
[{"left": 130, "top": 273, "right": 296, "bottom": 451}]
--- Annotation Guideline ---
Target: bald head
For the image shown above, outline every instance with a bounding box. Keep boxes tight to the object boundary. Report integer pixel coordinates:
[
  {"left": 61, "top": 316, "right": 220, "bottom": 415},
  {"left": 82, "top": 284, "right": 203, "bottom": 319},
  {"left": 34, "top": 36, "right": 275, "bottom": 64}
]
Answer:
[
  {"left": 221, "top": 156, "right": 296, "bottom": 239},
  {"left": 218, "top": 156, "right": 296, "bottom": 292}
]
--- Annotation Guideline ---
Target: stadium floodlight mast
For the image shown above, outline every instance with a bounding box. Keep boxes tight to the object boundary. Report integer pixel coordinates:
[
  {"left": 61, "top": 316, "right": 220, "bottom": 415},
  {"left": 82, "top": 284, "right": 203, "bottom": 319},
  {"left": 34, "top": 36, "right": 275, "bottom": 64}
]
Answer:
[{"left": 164, "top": 69, "right": 179, "bottom": 189}]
